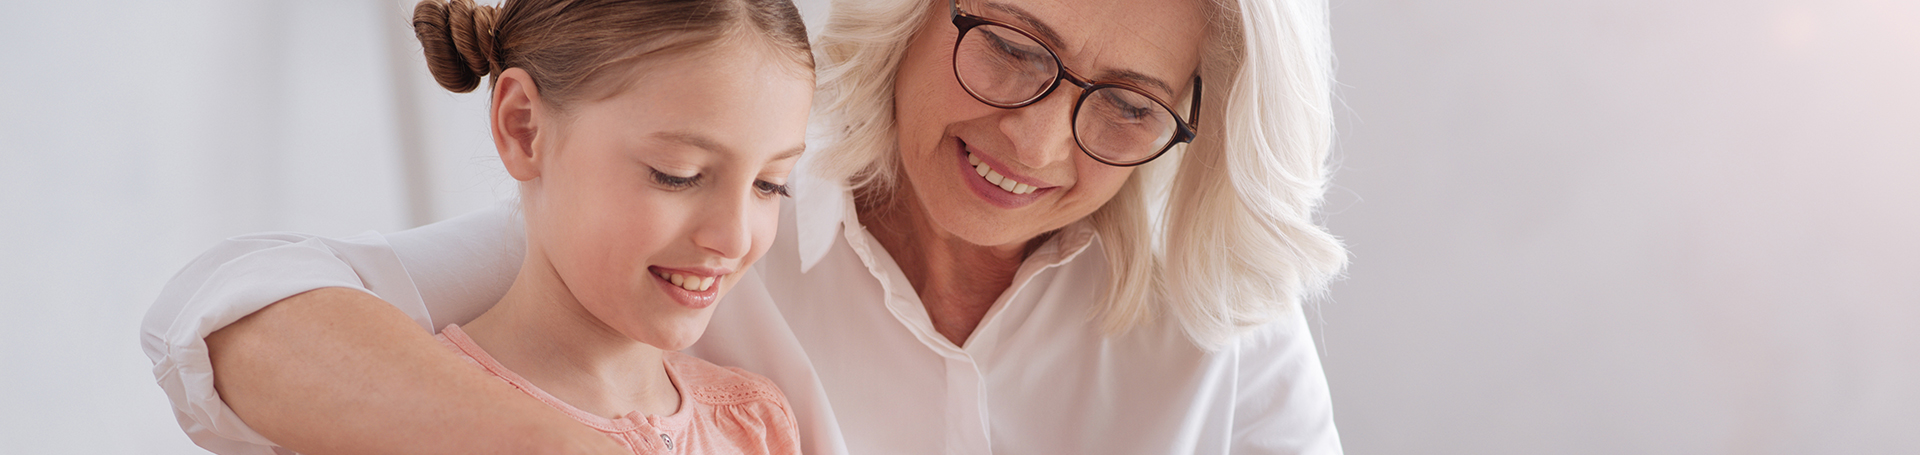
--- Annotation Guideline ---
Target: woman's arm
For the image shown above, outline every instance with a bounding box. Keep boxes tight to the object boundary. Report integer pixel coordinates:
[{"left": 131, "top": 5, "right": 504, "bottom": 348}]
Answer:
[
  {"left": 209, "top": 288, "right": 624, "bottom": 455},
  {"left": 142, "top": 201, "right": 621, "bottom": 454}
]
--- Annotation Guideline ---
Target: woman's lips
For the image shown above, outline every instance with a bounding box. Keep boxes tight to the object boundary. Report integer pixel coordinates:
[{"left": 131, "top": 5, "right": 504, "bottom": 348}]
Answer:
[
  {"left": 968, "top": 152, "right": 1042, "bottom": 194},
  {"left": 957, "top": 139, "right": 1052, "bottom": 209}
]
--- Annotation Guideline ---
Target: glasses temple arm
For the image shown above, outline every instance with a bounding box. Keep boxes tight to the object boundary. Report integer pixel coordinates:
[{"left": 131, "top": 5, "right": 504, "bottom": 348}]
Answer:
[{"left": 1187, "top": 77, "right": 1203, "bottom": 128}]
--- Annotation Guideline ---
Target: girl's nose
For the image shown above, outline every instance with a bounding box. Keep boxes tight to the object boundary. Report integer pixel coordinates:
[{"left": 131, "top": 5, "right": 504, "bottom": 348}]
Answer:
[{"left": 689, "top": 189, "right": 754, "bottom": 260}]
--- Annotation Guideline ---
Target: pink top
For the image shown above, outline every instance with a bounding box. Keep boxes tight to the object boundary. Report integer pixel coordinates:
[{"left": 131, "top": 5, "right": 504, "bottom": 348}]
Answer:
[{"left": 435, "top": 325, "right": 801, "bottom": 455}]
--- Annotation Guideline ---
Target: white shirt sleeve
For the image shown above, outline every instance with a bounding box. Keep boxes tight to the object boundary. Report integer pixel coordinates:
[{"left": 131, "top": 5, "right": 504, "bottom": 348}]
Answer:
[
  {"left": 1231, "top": 310, "right": 1345, "bottom": 455},
  {"left": 139, "top": 201, "right": 526, "bottom": 454}
]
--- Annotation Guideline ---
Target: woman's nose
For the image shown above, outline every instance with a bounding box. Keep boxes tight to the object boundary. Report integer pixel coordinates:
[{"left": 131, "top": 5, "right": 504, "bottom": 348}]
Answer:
[
  {"left": 689, "top": 189, "right": 755, "bottom": 260},
  {"left": 998, "top": 86, "right": 1080, "bottom": 170}
]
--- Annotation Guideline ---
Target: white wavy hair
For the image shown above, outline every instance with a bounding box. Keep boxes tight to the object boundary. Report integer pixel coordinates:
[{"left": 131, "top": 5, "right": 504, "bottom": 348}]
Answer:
[{"left": 809, "top": 0, "right": 1345, "bottom": 348}]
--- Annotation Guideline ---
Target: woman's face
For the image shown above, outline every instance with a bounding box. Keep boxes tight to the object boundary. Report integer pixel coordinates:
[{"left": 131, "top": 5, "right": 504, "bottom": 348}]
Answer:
[
  {"left": 523, "top": 44, "right": 811, "bottom": 351},
  {"left": 891, "top": 0, "right": 1207, "bottom": 247}
]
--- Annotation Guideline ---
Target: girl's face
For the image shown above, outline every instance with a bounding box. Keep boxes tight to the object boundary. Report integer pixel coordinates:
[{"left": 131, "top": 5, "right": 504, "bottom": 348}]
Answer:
[
  {"left": 516, "top": 43, "right": 811, "bottom": 352},
  {"left": 890, "top": 0, "right": 1206, "bottom": 247}
]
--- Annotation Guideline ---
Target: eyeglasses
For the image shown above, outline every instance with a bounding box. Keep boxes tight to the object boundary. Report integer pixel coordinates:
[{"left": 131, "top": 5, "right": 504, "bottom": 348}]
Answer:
[{"left": 949, "top": 2, "right": 1201, "bottom": 167}]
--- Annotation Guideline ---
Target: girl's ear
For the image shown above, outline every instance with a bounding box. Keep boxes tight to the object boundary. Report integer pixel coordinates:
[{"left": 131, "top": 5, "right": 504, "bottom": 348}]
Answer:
[{"left": 491, "top": 68, "right": 549, "bottom": 182}]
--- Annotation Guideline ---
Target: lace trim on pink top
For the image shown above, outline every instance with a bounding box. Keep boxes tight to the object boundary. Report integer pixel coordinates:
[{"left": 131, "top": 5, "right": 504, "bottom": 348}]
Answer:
[
  {"left": 434, "top": 324, "right": 802, "bottom": 455},
  {"left": 436, "top": 324, "right": 696, "bottom": 433}
]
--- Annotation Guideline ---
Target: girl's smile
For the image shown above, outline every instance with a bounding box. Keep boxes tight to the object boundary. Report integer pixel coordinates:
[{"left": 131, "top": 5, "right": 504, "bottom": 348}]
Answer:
[{"left": 647, "top": 266, "right": 733, "bottom": 309}]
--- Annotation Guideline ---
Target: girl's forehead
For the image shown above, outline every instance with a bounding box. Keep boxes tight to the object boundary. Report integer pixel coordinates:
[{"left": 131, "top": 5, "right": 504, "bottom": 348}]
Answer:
[{"left": 570, "top": 47, "right": 811, "bottom": 159}]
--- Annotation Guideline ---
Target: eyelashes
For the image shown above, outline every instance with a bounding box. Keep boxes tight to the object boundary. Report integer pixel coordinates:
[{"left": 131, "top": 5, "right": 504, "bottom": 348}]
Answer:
[
  {"left": 651, "top": 168, "right": 701, "bottom": 189},
  {"left": 651, "top": 168, "right": 790, "bottom": 198},
  {"left": 755, "top": 180, "right": 791, "bottom": 198}
]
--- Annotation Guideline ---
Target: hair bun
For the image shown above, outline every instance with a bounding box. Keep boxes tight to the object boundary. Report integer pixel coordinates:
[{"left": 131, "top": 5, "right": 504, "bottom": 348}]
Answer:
[{"left": 412, "top": 0, "right": 500, "bottom": 93}]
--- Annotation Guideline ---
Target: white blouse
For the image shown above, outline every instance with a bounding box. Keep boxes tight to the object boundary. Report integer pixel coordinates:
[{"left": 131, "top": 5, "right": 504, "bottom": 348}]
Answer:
[{"left": 141, "top": 170, "right": 1344, "bottom": 455}]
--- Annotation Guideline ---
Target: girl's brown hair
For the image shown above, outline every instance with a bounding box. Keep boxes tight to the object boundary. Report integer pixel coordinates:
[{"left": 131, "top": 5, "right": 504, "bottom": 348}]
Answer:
[{"left": 412, "top": 0, "right": 811, "bottom": 106}]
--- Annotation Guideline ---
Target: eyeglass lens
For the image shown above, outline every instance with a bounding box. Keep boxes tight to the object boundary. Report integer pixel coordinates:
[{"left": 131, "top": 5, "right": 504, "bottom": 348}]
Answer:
[{"left": 954, "top": 22, "right": 1181, "bottom": 165}]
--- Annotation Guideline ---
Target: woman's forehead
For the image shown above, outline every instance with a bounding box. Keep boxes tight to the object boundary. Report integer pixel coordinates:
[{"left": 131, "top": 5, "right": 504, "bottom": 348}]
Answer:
[{"left": 966, "top": 0, "right": 1208, "bottom": 95}]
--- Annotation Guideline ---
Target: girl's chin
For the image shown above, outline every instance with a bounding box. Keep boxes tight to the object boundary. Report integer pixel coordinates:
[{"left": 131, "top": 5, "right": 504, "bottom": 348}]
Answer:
[
  {"left": 638, "top": 328, "right": 707, "bottom": 352},
  {"left": 617, "top": 311, "right": 712, "bottom": 352}
]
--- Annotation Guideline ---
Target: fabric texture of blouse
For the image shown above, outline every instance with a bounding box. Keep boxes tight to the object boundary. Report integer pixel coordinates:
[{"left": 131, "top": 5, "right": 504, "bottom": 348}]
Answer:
[
  {"left": 141, "top": 165, "right": 1344, "bottom": 454},
  {"left": 433, "top": 325, "right": 800, "bottom": 455}
]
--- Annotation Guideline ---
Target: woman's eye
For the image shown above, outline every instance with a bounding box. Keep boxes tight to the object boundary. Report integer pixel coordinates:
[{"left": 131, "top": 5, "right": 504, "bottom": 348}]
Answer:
[
  {"left": 986, "top": 30, "right": 1048, "bottom": 64},
  {"left": 651, "top": 169, "right": 701, "bottom": 189},
  {"left": 1097, "top": 91, "right": 1155, "bottom": 122},
  {"left": 754, "top": 180, "right": 791, "bottom": 198}
]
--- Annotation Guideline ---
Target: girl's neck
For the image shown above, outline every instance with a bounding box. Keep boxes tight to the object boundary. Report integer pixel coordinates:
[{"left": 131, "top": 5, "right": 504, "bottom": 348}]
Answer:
[{"left": 461, "top": 248, "right": 681, "bottom": 419}]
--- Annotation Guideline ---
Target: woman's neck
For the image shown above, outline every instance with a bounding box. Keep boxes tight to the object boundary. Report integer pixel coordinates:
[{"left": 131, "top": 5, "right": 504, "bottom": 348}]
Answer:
[
  {"left": 858, "top": 183, "right": 1049, "bottom": 347},
  {"left": 461, "top": 248, "right": 680, "bottom": 419}
]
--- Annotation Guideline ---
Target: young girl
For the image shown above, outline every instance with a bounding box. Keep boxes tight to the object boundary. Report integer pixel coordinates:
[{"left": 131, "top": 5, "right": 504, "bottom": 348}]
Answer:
[{"left": 409, "top": 0, "right": 811, "bottom": 452}]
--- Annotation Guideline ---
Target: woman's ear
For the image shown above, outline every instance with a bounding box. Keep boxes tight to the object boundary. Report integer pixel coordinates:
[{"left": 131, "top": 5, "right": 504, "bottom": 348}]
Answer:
[{"left": 491, "top": 68, "right": 548, "bottom": 182}]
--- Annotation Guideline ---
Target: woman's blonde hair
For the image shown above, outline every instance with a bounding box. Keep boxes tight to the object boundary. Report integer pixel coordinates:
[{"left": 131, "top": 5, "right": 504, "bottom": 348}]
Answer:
[{"left": 810, "top": 0, "right": 1346, "bottom": 348}]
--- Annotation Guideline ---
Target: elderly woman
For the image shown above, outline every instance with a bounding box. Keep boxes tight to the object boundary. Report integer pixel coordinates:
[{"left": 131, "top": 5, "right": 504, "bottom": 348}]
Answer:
[{"left": 142, "top": 0, "right": 1347, "bottom": 453}]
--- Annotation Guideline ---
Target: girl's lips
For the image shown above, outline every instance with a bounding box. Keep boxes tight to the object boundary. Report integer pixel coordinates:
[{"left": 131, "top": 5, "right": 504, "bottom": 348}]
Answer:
[
  {"left": 648, "top": 266, "right": 723, "bottom": 309},
  {"left": 956, "top": 139, "right": 1052, "bottom": 209}
]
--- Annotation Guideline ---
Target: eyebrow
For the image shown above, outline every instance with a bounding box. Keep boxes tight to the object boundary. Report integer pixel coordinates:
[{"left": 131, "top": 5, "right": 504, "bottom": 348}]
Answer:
[
  {"left": 984, "top": 2, "right": 1067, "bottom": 52},
  {"left": 1104, "top": 69, "right": 1177, "bottom": 100},
  {"left": 652, "top": 130, "right": 806, "bottom": 162},
  {"left": 982, "top": 2, "right": 1178, "bottom": 98}
]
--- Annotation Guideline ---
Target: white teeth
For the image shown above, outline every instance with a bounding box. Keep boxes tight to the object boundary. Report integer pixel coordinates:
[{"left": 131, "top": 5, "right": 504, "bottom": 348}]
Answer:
[
  {"left": 967, "top": 152, "right": 1040, "bottom": 196},
  {"left": 659, "top": 271, "right": 717, "bottom": 292}
]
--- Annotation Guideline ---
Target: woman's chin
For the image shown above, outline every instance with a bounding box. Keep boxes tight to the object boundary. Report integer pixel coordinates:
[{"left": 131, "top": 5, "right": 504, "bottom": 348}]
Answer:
[{"left": 924, "top": 198, "right": 1054, "bottom": 247}]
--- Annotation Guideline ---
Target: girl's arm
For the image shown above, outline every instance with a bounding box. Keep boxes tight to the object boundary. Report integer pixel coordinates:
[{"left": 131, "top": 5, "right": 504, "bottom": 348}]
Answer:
[{"left": 141, "top": 201, "right": 624, "bottom": 454}]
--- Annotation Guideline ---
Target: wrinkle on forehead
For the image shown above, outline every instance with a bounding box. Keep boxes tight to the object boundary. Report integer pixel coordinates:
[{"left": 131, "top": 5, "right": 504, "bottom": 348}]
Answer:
[{"left": 977, "top": 0, "right": 1204, "bottom": 99}]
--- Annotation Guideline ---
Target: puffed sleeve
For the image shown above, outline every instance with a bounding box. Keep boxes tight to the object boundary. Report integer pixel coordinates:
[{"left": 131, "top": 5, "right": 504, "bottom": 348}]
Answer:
[
  {"left": 139, "top": 200, "right": 526, "bottom": 454},
  {"left": 1231, "top": 310, "right": 1345, "bottom": 454}
]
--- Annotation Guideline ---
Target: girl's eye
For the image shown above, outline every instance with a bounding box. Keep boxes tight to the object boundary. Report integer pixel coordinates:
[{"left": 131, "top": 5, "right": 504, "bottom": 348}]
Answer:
[
  {"left": 754, "top": 180, "right": 791, "bottom": 198},
  {"left": 651, "top": 169, "right": 701, "bottom": 189}
]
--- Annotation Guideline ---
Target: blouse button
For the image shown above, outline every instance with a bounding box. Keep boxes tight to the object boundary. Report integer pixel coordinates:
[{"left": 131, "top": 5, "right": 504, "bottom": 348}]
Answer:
[{"left": 660, "top": 433, "right": 674, "bottom": 451}]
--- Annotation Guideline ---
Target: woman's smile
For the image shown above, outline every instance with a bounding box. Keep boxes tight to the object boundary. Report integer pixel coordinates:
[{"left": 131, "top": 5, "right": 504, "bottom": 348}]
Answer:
[{"left": 956, "top": 138, "right": 1057, "bottom": 208}]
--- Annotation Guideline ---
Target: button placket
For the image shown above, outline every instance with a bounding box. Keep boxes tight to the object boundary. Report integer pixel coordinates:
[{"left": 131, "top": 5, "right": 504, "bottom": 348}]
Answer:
[{"left": 945, "top": 356, "right": 993, "bottom": 455}]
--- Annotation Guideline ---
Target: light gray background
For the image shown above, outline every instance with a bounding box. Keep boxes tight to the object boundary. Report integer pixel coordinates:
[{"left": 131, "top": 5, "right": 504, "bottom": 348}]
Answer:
[
  {"left": 1321, "top": 1, "right": 1920, "bottom": 454},
  {"left": 2, "top": 0, "right": 1914, "bottom": 453}
]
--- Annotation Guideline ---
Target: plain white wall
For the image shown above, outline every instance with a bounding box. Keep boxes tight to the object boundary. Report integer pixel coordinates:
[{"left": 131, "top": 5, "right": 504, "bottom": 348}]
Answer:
[
  {"left": 1, "top": 0, "right": 1914, "bottom": 454},
  {"left": 1320, "top": 0, "right": 1920, "bottom": 454},
  {"left": 2, "top": 1, "right": 417, "bottom": 453}
]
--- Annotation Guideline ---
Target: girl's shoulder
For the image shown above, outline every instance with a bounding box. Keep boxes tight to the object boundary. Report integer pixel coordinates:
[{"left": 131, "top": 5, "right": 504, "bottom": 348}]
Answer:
[
  {"left": 664, "top": 351, "right": 790, "bottom": 408},
  {"left": 665, "top": 352, "right": 802, "bottom": 454}
]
